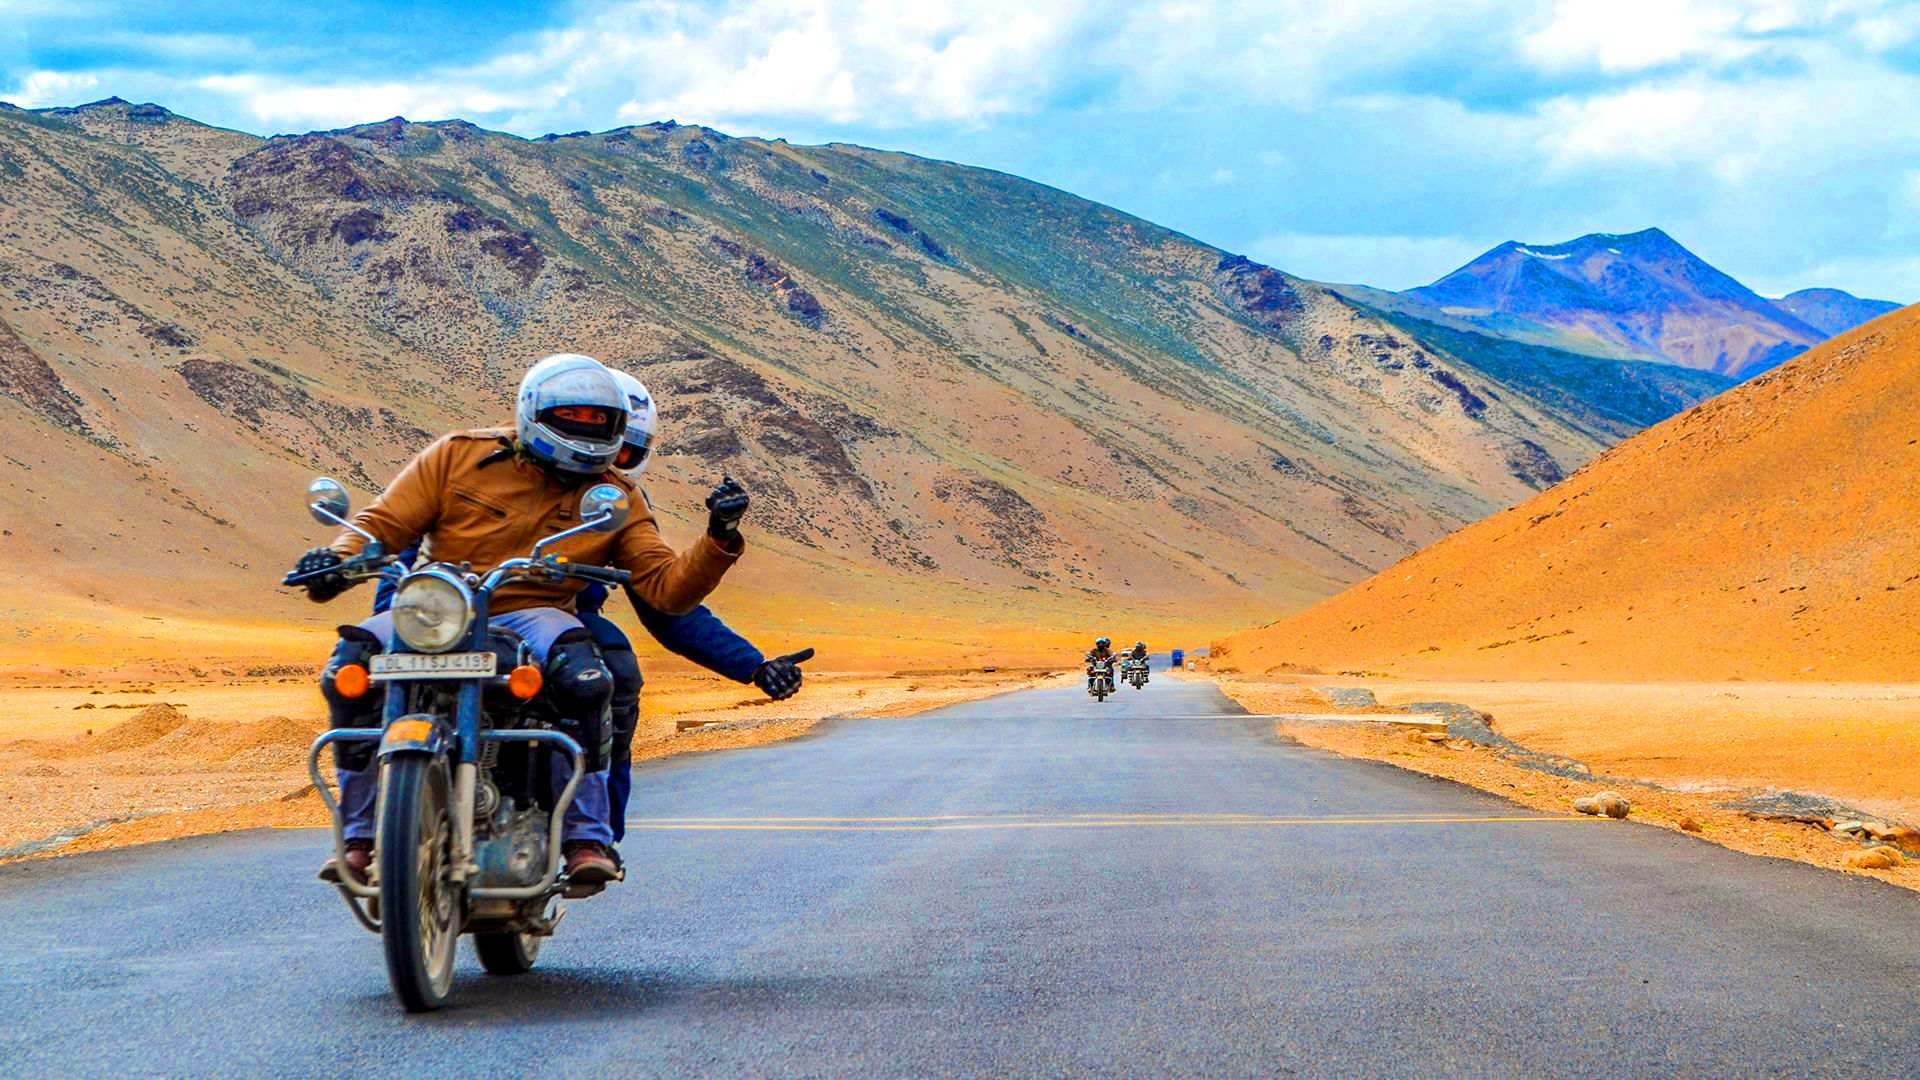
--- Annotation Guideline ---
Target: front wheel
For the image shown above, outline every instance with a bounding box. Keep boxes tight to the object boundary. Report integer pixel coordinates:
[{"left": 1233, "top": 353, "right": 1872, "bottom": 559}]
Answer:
[
  {"left": 378, "top": 754, "right": 460, "bottom": 1012},
  {"left": 474, "top": 930, "right": 541, "bottom": 975}
]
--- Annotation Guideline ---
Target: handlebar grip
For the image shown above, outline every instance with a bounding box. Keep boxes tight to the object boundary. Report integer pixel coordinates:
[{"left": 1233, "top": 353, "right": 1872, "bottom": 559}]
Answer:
[
  {"left": 282, "top": 555, "right": 389, "bottom": 587},
  {"left": 282, "top": 565, "right": 336, "bottom": 586},
  {"left": 571, "top": 565, "right": 633, "bottom": 587}
]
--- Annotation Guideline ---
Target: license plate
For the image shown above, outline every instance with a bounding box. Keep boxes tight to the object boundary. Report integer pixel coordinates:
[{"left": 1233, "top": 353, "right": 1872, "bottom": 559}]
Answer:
[{"left": 370, "top": 652, "right": 497, "bottom": 681}]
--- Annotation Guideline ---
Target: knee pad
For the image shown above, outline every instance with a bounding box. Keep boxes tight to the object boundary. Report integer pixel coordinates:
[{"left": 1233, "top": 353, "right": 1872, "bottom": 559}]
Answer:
[
  {"left": 321, "top": 626, "right": 383, "bottom": 772},
  {"left": 545, "top": 631, "right": 613, "bottom": 771}
]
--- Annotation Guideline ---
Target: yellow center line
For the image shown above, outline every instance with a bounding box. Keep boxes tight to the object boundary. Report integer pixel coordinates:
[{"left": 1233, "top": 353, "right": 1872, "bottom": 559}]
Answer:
[
  {"left": 623, "top": 815, "right": 1593, "bottom": 833},
  {"left": 632, "top": 812, "right": 1525, "bottom": 824}
]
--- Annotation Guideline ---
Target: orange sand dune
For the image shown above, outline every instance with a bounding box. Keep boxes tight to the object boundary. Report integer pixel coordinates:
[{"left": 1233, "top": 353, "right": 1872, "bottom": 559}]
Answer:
[{"left": 1219, "top": 304, "right": 1920, "bottom": 682}]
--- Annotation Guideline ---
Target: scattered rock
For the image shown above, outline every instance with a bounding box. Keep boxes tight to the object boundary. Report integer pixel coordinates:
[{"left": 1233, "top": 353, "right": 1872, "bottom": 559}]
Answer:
[
  {"left": 1832, "top": 819, "right": 1866, "bottom": 836},
  {"left": 1574, "top": 791, "right": 1631, "bottom": 818},
  {"left": 1679, "top": 817, "right": 1703, "bottom": 832},
  {"left": 1874, "top": 826, "right": 1920, "bottom": 854},
  {"left": 1418, "top": 731, "right": 1449, "bottom": 744},
  {"left": 1318, "top": 686, "right": 1377, "bottom": 708},
  {"left": 1844, "top": 846, "right": 1904, "bottom": 870}
]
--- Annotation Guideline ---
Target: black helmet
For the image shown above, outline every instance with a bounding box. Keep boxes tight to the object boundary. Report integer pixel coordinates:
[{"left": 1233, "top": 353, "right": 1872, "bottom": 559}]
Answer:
[{"left": 1095, "top": 637, "right": 1111, "bottom": 648}]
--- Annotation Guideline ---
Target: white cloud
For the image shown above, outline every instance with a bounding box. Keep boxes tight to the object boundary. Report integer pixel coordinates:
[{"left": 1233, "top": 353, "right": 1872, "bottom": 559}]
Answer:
[
  {"left": 518, "top": 0, "right": 1093, "bottom": 129},
  {"left": 2, "top": 70, "right": 100, "bottom": 107},
  {"left": 195, "top": 74, "right": 521, "bottom": 130},
  {"left": 1523, "top": 0, "right": 1756, "bottom": 72},
  {"left": 1534, "top": 55, "right": 1920, "bottom": 180}
]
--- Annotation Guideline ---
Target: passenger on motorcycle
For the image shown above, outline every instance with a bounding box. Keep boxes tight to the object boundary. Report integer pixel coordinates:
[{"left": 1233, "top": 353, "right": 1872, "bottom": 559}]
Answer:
[
  {"left": 297, "top": 354, "right": 747, "bottom": 887},
  {"left": 572, "top": 369, "right": 810, "bottom": 840}
]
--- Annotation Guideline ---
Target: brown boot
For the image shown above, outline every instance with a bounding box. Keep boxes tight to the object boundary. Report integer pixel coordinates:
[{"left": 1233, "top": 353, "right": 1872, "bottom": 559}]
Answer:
[
  {"left": 341, "top": 838, "right": 374, "bottom": 885},
  {"left": 562, "top": 841, "right": 619, "bottom": 885}
]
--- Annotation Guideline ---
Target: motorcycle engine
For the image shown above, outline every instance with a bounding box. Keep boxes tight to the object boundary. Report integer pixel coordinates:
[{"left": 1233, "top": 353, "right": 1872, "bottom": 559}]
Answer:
[{"left": 472, "top": 801, "right": 549, "bottom": 888}]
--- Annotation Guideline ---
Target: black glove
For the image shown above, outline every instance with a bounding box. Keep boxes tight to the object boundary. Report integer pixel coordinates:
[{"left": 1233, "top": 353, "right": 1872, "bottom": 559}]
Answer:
[
  {"left": 705, "top": 475, "right": 750, "bottom": 541},
  {"left": 295, "top": 547, "right": 348, "bottom": 603},
  {"left": 752, "top": 648, "right": 813, "bottom": 701}
]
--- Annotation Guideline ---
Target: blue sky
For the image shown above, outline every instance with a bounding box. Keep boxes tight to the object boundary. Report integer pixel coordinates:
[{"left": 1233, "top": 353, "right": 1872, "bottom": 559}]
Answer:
[{"left": 6, "top": 0, "right": 1919, "bottom": 299}]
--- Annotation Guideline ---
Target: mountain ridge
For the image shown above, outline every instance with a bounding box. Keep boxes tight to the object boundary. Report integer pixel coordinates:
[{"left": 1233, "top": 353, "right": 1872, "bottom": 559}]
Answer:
[
  {"left": 0, "top": 99, "right": 1731, "bottom": 661},
  {"left": 1398, "top": 227, "right": 1894, "bottom": 378}
]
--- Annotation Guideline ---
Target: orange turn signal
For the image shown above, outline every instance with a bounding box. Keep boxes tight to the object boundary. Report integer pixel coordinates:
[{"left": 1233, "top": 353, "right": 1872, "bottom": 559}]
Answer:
[
  {"left": 507, "top": 664, "right": 544, "bottom": 700},
  {"left": 383, "top": 718, "right": 433, "bottom": 746},
  {"left": 334, "top": 663, "right": 370, "bottom": 700}
]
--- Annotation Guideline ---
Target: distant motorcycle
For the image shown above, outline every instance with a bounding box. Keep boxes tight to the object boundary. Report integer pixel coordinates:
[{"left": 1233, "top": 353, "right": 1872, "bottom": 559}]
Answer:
[
  {"left": 1124, "top": 658, "right": 1148, "bottom": 690},
  {"left": 1087, "top": 657, "right": 1117, "bottom": 702},
  {"left": 288, "top": 476, "right": 634, "bottom": 1012}
]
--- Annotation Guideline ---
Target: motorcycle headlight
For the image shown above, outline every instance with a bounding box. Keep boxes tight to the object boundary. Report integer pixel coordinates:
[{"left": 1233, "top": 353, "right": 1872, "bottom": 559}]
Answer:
[{"left": 391, "top": 571, "right": 474, "bottom": 654}]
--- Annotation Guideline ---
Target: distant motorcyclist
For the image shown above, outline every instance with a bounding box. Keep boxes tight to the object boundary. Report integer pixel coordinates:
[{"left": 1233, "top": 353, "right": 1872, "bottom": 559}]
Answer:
[
  {"left": 299, "top": 354, "right": 746, "bottom": 887},
  {"left": 1129, "top": 641, "right": 1148, "bottom": 661},
  {"left": 1084, "top": 636, "right": 1117, "bottom": 689}
]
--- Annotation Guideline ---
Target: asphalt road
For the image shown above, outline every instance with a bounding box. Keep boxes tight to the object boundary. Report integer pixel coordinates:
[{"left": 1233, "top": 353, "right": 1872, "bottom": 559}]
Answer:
[{"left": 3, "top": 674, "right": 1916, "bottom": 1076}]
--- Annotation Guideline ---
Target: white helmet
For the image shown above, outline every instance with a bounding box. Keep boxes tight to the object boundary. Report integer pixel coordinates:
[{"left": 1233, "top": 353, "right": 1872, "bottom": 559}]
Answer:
[
  {"left": 607, "top": 369, "right": 657, "bottom": 476},
  {"left": 515, "top": 353, "right": 627, "bottom": 478}
]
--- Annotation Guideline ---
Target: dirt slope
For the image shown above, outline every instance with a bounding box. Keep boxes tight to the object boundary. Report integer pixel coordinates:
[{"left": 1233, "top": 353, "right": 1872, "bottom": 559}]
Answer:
[{"left": 1217, "top": 304, "right": 1920, "bottom": 681}]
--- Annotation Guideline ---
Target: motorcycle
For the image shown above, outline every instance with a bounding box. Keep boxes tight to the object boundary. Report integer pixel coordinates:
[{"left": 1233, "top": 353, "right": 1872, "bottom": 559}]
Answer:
[
  {"left": 1125, "top": 658, "right": 1149, "bottom": 690},
  {"left": 287, "top": 476, "right": 633, "bottom": 1012},
  {"left": 1087, "top": 657, "right": 1117, "bottom": 702}
]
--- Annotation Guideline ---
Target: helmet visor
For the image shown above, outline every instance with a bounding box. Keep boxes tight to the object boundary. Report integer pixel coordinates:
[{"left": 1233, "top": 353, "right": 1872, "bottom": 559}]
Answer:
[
  {"left": 614, "top": 441, "right": 649, "bottom": 471},
  {"left": 538, "top": 404, "right": 625, "bottom": 442}
]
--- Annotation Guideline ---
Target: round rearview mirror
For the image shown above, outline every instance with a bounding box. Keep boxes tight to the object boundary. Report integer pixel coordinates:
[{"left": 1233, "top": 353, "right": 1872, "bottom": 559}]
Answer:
[
  {"left": 307, "top": 477, "right": 350, "bottom": 526},
  {"left": 579, "top": 483, "right": 630, "bottom": 533}
]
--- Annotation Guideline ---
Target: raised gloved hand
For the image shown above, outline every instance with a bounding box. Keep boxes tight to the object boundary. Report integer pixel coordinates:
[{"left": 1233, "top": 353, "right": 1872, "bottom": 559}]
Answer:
[
  {"left": 705, "top": 475, "right": 750, "bottom": 542},
  {"left": 752, "top": 647, "right": 813, "bottom": 701},
  {"left": 294, "top": 547, "right": 348, "bottom": 603}
]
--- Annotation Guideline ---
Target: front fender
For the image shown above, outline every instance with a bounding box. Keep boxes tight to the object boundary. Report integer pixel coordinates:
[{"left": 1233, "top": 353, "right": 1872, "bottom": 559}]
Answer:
[{"left": 377, "top": 714, "right": 448, "bottom": 759}]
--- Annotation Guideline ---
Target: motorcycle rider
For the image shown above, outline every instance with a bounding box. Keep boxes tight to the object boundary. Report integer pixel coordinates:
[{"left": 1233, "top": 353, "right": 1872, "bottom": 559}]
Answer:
[
  {"left": 1126, "top": 640, "right": 1150, "bottom": 685},
  {"left": 363, "top": 368, "right": 808, "bottom": 848},
  {"left": 297, "top": 353, "right": 748, "bottom": 887},
  {"left": 1085, "top": 636, "right": 1117, "bottom": 690}
]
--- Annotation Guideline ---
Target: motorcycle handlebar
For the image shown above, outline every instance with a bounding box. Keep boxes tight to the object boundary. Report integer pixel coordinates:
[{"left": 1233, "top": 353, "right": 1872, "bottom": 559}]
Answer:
[
  {"left": 281, "top": 555, "right": 392, "bottom": 587},
  {"left": 568, "top": 565, "right": 632, "bottom": 587}
]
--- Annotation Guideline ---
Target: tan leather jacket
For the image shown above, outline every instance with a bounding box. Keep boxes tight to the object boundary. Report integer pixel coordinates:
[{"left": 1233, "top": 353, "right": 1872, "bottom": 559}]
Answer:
[{"left": 332, "top": 428, "right": 739, "bottom": 616}]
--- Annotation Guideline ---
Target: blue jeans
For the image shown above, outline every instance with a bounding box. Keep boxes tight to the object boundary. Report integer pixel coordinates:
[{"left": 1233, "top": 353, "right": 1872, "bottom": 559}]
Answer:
[{"left": 336, "top": 607, "right": 614, "bottom": 846}]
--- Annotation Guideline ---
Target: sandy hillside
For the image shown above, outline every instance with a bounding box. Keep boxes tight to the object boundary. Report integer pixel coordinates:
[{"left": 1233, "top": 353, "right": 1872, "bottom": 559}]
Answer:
[
  {"left": 0, "top": 99, "right": 1734, "bottom": 669},
  {"left": 1218, "top": 303, "right": 1920, "bottom": 682}
]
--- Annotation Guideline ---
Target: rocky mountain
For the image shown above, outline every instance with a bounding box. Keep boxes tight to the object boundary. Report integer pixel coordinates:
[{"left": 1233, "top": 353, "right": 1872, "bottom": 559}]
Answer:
[
  {"left": 1772, "top": 287, "right": 1902, "bottom": 338},
  {"left": 0, "top": 99, "right": 1723, "bottom": 661},
  {"left": 1216, "top": 305, "right": 1920, "bottom": 682},
  {"left": 1402, "top": 228, "right": 1857, "bottom": 378}
]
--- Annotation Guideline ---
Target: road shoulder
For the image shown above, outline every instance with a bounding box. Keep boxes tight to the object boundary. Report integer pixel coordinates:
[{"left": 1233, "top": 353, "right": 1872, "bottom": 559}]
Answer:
[{"left": 1195, "top": 670, "right": 1920, "bottom": 893}]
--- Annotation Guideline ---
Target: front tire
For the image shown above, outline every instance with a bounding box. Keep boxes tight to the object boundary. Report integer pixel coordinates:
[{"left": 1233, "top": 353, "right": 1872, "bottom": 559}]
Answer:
[
  {"left": 378, "top": 754, "right": 459, "bottom": 1012},
  {"left": 473, "top": 930, "right": 541, "bottom": 975}
]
